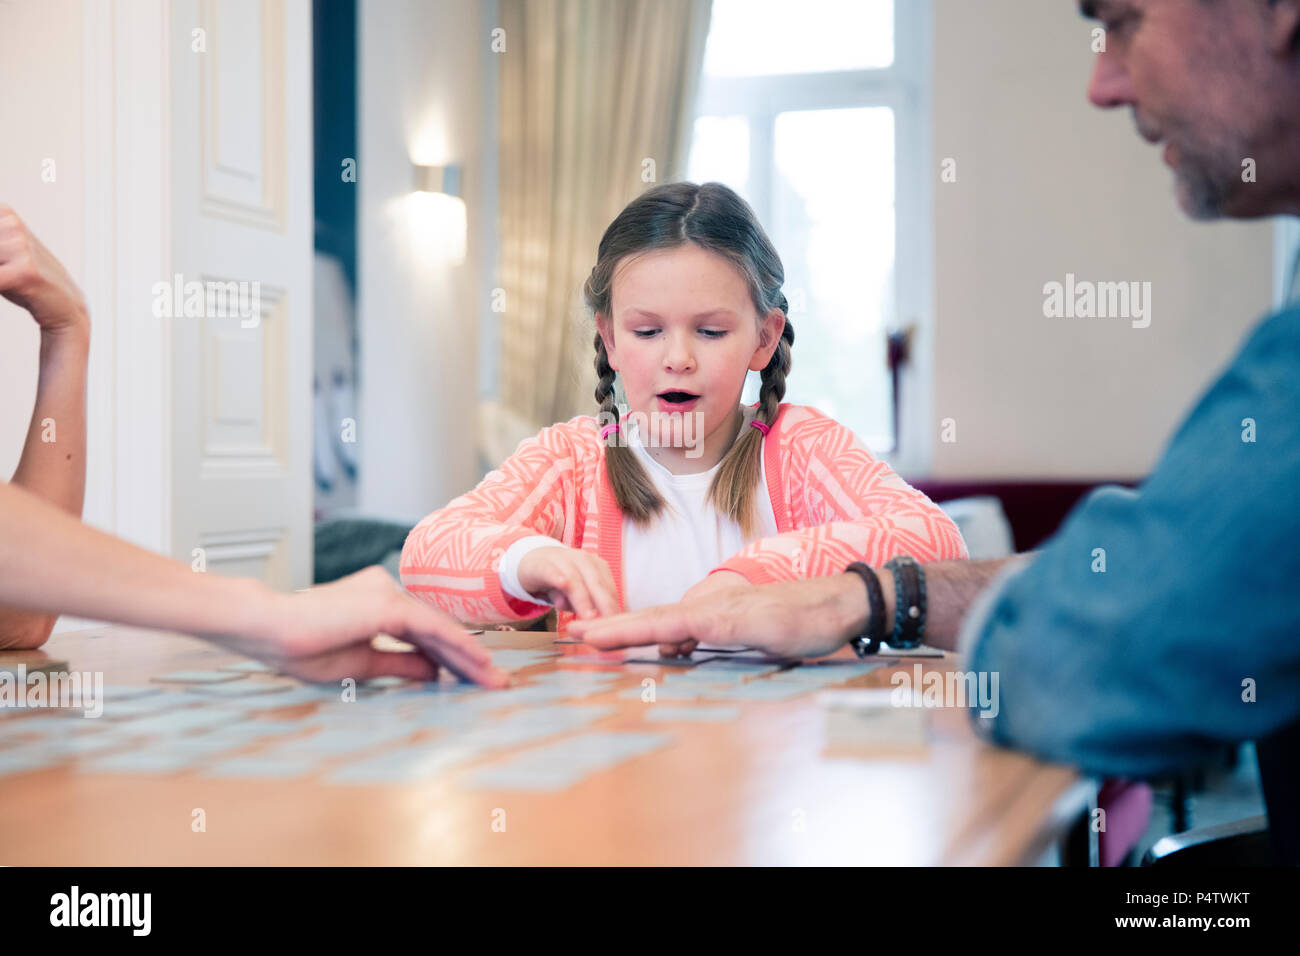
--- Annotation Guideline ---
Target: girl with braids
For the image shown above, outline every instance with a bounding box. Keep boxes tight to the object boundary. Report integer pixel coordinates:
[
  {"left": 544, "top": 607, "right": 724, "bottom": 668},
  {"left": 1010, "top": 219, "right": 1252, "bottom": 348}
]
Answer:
[{"left": 401, "top": 182, "right": 966, "bottom": 628}]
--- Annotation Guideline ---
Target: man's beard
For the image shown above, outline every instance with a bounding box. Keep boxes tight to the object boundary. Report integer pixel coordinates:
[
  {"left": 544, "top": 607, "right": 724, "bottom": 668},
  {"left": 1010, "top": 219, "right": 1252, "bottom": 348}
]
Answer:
[
  {"left": 1173, "top": 149, "right": 1234, "bottom": 221},
  {"left": 1135, "top": 111, "right": 1241, "bottom": 221},
  {"left": 1170, "top": 129, "right": 1250, "bottom": 221}
]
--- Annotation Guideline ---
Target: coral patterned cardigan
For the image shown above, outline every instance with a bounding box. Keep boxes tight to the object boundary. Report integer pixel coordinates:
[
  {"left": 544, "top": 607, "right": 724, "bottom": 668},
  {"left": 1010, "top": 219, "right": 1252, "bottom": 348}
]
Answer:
[{"left": 400, "top": 403, "right": 968, "bottom": 627}]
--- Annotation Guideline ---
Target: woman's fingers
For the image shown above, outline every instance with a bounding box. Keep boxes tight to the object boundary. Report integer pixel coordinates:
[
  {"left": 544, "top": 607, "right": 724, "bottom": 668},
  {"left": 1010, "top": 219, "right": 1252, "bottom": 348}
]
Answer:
[
  {"left": 0, "top": 261, "right": 30, "bottom": 294},
  {"left": 391, "top": 603, "right": 509, "bottom": 688},
  {"left": 360, "top": 649, "right": 441, "bottom": 682},
  {"left": 279, "top": 642, "right": 439, "bottom": 685}
]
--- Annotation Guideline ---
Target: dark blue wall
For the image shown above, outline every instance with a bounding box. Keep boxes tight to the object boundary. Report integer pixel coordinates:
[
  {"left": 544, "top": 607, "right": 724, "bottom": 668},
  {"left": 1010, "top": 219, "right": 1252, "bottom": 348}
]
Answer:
[{"left": 313, "top": 0, "right": 357, "bottom": 295}]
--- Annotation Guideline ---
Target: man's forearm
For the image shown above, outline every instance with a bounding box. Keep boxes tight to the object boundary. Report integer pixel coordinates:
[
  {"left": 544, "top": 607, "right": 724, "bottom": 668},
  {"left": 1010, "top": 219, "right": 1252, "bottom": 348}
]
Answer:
[
  {"left": 835, "top": 557, "right": 1022, "bottom": 652},
  {"left": 1, "top": 319, "right": 90, "bottom": 645}
]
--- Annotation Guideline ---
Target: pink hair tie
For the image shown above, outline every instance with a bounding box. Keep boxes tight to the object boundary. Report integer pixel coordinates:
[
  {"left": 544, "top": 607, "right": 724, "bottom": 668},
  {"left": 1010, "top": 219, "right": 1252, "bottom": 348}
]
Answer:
[
  {"left": 600, "top": 423, "right": 621, "bottom": 440},
  {"left": 750, "top": 420, "right": 771, "bottom": 437}
]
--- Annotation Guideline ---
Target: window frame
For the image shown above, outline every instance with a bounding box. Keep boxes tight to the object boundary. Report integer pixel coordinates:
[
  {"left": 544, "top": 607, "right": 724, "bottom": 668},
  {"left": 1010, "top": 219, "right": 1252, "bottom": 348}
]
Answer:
[
  {"left": 1277, "top": 217, "right": 1300, "bottom": 308},
  {"left": 690, "top": 0, "right": 934, "bottom": 473}
]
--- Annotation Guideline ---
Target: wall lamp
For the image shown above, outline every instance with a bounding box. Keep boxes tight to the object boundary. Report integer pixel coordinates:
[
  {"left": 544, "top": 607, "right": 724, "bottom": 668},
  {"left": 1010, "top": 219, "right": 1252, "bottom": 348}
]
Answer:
[
  {"left": 413, "top": 163, "right": 462, "bottom": 197},
  {"left": 408, "top": 163, "right": 467, "bottom": 265}
]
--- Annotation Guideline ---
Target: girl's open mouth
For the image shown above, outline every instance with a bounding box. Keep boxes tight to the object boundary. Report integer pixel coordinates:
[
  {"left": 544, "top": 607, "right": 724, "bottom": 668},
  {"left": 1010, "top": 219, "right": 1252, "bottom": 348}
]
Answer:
[{"left": 657, "top": 391, "right": 700, "bottom": 412}]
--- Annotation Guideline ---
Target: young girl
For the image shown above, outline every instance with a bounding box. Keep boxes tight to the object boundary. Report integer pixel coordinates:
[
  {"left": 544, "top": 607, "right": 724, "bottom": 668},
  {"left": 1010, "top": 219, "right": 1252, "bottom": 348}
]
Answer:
[{"left": 401, "top": 182, "right": 967, "bottom": 628}]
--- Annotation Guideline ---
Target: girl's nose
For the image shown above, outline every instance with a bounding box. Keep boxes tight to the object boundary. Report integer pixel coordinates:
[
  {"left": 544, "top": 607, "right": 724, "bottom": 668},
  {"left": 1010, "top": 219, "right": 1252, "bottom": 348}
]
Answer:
[{"left": 663, "top": 334, "right": 696, "bottom": 373}]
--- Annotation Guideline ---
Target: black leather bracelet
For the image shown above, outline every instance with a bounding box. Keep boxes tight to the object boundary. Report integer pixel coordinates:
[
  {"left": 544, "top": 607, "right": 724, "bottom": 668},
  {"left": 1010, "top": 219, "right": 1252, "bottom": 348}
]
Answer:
[
  {"left": 883, "top": 554, "right": 926, "bottom": 648},
  {"left": 844, "top": 562, "right": 886, "bottom": 657}
]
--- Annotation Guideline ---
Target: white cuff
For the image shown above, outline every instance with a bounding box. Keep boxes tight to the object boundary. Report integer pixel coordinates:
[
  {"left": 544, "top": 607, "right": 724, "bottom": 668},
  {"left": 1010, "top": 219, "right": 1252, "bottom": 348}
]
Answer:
[{"left": 499, "top": 535, "right": 567, "bottom": 606}]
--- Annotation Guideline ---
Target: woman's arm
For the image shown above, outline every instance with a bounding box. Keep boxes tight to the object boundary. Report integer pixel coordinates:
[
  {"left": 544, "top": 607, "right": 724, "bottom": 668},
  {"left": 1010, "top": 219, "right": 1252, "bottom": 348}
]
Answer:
[
  {"left": 0, "top": 205, "right": 92, "bottom": 648},
  {"left": 0, "top": 207, "right": 506, "bottom": 686},
  {"left": 0, "top": 479, "right": 508, "bottom": 686}
]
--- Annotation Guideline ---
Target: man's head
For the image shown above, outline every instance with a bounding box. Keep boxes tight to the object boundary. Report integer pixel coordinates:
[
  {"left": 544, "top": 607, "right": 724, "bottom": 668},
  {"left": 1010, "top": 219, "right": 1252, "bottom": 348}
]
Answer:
[{"left": 1081, "top": 0, "right": 1300, "bottom": 219}]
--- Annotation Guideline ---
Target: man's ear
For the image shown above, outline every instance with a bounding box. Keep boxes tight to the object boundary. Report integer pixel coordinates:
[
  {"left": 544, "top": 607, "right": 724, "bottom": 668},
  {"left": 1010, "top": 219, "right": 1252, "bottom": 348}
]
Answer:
[
  {"left": 748, "top": 308, "right": 786, "bottom": 372},
  {"left": 1266, "top": 0, "right": 1300, "bottom": 56},
  {"left": 595, "top": 312, "right": 619, "bottom": 372}
]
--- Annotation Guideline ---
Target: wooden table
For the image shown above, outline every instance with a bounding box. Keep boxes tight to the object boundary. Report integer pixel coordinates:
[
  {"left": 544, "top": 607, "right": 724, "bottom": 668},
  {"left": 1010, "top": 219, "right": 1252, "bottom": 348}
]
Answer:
[{"left": 0, "top": 626, "right": 1092, "bottom": 865}]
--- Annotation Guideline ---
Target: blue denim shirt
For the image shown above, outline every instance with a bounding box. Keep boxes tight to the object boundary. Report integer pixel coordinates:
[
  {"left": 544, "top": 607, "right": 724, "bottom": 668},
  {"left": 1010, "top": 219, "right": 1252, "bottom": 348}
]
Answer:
[{"left": 962, "top": 304, "right": 1300, "bottom": 778}]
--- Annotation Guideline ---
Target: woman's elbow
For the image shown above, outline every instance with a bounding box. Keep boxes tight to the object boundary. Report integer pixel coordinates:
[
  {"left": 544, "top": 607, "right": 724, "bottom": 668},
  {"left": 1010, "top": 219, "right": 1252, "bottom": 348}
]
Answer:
[{"left": 0, "top": 610, "right": 57, "bottom": 650}]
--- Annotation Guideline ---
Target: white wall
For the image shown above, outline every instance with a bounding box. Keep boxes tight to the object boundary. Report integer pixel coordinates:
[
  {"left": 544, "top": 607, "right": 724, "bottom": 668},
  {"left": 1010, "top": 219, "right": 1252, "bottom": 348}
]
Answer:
[
  {"left": 0, "top": 1, "right": 170, "bottom": 565},
  {"left": 357, "top": 0, "right": 489, "bottom": 520},
  {"left": 0, "top": 0, "right": 138, "bottom": 633},
  {"left": 11, "top": 0, "right": 1268, "bottom": 559},
  {"left": 3, "top": 0, "right": 316, "bottom": 630},
  {"left": 927, "top": 0, "right": 1275, "bottom": 480}
]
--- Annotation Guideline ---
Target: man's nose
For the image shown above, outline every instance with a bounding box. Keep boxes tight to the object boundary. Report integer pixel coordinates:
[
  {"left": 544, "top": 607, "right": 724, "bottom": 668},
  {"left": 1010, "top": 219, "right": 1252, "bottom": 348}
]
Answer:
[{"left": 1087, "top": 48, "right": 1135, "bottom": 109}]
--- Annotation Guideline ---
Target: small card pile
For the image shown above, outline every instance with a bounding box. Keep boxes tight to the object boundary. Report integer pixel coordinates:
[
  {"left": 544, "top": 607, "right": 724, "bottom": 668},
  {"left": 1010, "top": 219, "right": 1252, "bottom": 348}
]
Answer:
[{"left": 819, "top": 688, "right": 930, "bottom": 757}]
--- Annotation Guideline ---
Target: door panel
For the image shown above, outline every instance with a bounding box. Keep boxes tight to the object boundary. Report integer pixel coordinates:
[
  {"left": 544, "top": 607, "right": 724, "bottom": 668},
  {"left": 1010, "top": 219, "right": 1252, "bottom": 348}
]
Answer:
[{"left": 169, "top": 0, "right": 312, "bottom": 589}]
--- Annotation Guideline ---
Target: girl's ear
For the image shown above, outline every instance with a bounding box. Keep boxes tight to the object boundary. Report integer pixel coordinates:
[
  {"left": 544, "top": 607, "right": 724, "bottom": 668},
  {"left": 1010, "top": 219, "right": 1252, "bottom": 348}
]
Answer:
[
  {"left": 595, "top": 312, "right": 619, "bottom": 371},
  {"left": 747, "top": 308, "right": 786, "bottom": 372}
]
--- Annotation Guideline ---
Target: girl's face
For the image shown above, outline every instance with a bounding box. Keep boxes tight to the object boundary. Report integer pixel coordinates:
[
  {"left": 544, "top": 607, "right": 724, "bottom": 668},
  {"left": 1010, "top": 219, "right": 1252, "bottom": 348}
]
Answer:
[{"left": 596, "top": 243, "right": 784, "bottom": 453}]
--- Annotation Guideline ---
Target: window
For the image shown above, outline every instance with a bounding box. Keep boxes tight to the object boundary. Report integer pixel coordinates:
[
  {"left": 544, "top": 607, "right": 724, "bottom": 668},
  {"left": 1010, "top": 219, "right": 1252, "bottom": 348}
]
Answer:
[{"left": 687, "top": 0, "right": 932, "bottom": 464}]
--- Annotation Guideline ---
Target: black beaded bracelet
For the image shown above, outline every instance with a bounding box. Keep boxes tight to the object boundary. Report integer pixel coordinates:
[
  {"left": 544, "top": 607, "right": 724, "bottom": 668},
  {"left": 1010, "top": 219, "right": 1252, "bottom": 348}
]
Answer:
[
  {"left": 883, "top": 554, "right": 926, "bottom": 648},
  {"left": 844, "top": 562, "right": 886, "bottom": 657}
]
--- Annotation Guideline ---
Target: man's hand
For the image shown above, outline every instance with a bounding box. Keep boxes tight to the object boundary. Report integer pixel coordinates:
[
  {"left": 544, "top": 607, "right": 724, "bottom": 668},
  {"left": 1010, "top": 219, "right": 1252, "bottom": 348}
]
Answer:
[
  {"left": 650, "top": 569, "right": 752, "bottom": 657},
  {"left": 217, "top": 566, "right": 510, "bottom": 688},
  {"left": 516, "top": 545, "right": 621, "bottom": 619},
  {"left": 0, "top": 205, "right": 89, "bottom": 333},
  {"left": 567, "top": 572, "right": 867, "bottom": 661}
]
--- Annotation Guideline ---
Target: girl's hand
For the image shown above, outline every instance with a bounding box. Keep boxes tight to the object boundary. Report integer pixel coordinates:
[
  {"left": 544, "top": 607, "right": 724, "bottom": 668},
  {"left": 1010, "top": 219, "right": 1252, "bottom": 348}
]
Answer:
[
  {"left": 516, "top": 546, "right": 621, "bottom": 619},
  {"left": 0, "top": 205, "right": 89, "bottom": 334}
]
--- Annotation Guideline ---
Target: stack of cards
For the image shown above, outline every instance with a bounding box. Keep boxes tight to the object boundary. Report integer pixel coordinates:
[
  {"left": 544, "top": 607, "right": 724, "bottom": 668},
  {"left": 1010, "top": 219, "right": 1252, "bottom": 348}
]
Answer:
[{"left": 820, "top": 688, "right": 930, "bottom": 757}]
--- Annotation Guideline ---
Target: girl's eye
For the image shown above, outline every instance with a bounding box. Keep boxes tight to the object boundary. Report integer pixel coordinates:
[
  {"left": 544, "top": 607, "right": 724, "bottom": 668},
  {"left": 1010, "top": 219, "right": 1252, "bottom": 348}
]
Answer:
[{"left": 630, "top": 327, "right": 726, "bottom": 339}]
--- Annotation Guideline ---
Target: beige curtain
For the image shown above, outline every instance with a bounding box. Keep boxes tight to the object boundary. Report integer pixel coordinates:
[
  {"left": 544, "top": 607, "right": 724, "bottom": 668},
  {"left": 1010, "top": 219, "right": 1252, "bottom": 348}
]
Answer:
[{"left": 496, "top": 0, "right": 714, "bottom": 433}]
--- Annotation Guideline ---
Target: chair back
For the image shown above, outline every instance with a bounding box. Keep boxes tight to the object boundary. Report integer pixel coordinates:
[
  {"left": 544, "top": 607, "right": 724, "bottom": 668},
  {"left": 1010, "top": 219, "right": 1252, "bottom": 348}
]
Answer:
[{"left": 1257, "top": 717, "right": 1300, "bottom": 865}]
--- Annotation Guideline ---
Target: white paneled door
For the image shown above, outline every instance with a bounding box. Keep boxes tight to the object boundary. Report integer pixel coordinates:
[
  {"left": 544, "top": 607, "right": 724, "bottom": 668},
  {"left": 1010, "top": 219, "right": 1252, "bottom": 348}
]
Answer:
[{"left": 168, "top": 0, "right": 313, "bottom": 588}]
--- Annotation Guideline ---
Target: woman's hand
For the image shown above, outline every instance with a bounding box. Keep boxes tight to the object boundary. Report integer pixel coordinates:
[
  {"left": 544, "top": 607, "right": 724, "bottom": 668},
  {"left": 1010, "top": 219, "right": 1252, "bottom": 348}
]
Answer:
[
  {"left": 567, "top": 573, "right": 866, "bottom": 661},
  {"left": 516, "top": 545, "right": 621, "bottom": 619},
  {"left": 0, "top": 205, "right": 89, "bottom": 334},
  {"left": 217, "top": 566, "right": 510, "bottom": 687}
]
